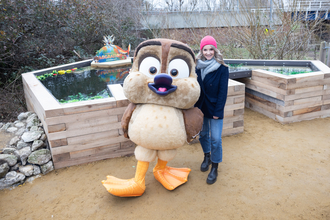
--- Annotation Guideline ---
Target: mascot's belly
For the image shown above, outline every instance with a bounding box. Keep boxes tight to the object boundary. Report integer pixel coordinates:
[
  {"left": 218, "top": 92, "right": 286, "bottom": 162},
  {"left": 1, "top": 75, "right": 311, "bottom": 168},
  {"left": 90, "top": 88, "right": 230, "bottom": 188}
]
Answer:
[{"left": 128, "top": 104, "right": 187, "bottom": 150}]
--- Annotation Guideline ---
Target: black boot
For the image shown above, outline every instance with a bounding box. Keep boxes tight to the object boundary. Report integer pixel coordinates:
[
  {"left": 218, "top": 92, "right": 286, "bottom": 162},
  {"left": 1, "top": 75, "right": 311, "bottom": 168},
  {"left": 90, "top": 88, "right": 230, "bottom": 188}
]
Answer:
[
  {"left": 200, "top": 153, "right": 211, "bottom": 172},
  {"left": 207, "top": 163, "right": 218, "bottom": 184}
]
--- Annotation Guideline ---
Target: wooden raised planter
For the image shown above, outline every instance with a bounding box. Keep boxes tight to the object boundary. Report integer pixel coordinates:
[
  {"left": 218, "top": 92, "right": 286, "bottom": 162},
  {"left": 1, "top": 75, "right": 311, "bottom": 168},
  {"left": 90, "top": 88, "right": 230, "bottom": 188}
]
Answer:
[
  {"left": 223, "top": 79, "right": 245, "bottom": 136},
  {"left": 22, "top": 61, "right": 245, "bottom": 169},
  {"left": 237, "top": 60, "right": 330, "bottom": 124}
]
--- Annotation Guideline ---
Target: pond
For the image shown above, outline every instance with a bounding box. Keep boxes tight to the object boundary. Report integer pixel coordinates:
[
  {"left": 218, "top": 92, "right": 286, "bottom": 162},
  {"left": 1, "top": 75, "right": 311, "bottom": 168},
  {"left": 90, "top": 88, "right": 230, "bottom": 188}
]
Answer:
[{"left": 37, "top": 66, "right": 130, "bottom": 103}]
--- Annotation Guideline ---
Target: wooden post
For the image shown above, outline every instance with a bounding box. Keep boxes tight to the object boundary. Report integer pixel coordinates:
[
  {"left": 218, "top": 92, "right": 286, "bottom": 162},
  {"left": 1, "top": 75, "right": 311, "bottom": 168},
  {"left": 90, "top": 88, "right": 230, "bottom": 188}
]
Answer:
[{"left": 319, "top": 41, "right": 326, "bottom": 63}]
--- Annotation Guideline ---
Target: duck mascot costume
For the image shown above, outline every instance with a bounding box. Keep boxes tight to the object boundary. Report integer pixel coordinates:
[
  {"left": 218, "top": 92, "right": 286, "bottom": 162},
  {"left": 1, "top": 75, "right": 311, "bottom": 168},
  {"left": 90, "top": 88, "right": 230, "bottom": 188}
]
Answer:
[{"left": 102, "top": 39, "right": 204, "bottom": 197}]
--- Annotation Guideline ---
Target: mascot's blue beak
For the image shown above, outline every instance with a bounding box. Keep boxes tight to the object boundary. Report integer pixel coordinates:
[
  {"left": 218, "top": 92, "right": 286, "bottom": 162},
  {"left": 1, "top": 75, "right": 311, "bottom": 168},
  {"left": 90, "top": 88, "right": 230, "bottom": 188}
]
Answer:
[{"left": 148, "top": 74, "right": 177, "bottom": 96}]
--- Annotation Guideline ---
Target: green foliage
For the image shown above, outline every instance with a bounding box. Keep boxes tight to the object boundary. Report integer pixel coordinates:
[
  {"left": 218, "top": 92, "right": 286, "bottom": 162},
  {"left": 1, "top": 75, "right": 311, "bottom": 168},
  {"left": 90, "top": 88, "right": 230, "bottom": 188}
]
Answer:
[
  {"left": 0, "top": 0, "right": 142, "bottom": 121},
  {"left": 0, "top": 0, "right": 142, "bottom": 85},
  {"left": 59, "top": 90, "right": 109, "bottom": 103}
]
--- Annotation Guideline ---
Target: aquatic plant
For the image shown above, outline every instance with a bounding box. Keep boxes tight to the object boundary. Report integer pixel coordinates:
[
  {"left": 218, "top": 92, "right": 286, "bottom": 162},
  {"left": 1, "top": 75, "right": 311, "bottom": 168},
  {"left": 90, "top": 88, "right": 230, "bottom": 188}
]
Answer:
[{"left": 58, "top": 90, "right": 110, "bottom": 104}]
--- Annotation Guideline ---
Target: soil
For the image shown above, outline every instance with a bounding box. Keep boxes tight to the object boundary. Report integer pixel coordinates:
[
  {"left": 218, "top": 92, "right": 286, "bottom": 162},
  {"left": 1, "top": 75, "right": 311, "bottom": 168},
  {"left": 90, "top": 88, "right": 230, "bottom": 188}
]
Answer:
[{"left": 1, "top": 108, "right": 330, "bottom": 220}]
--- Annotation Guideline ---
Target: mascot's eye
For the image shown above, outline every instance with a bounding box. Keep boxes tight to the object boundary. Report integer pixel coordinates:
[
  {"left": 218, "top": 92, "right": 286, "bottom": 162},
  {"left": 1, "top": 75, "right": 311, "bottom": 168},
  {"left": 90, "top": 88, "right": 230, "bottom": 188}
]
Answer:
[
  {"left": 149, "top": 67, "right": 157, "bottom": 75},
  {"left": 167, "top": 59, "right": 189, "bottom": 79},
  {"left": 139, "top": 56, "right": 160, "bottom": 78},
  {"left": 170, "top": 69, "right": 178, "bottom": 77}
]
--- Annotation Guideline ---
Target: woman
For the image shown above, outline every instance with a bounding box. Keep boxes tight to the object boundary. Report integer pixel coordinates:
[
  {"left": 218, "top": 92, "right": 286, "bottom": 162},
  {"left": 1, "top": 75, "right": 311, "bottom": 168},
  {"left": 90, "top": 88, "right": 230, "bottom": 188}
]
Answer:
[{"left": 195, "top": 35, "right": 229, "bottom": 184}]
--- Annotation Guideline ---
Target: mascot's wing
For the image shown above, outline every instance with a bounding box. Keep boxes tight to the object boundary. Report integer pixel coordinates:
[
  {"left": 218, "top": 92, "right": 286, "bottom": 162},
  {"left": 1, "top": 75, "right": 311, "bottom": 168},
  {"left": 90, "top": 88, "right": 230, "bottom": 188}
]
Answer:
[
  {"left": 121, "top": 102, "right": 137, "bottom": 138},
  {"left": 182, "top": 107, "right": 204, "bottom": 143}
]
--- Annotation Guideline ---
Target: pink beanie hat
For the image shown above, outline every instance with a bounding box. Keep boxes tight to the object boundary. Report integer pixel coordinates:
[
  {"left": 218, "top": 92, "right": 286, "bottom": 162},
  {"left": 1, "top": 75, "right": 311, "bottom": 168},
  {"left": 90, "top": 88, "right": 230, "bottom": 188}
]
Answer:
[{"left": 200, "top": 35, "right": 217, "bottom": 50}]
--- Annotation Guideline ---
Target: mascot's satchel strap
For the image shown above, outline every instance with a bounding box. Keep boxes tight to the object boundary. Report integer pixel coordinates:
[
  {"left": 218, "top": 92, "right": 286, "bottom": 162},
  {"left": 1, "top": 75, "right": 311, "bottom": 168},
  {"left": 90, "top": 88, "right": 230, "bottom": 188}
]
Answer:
[
  {"left": 182, "top": 107, "right": 204, "bottom": 143},
  {"left": 121, "top": 102, "right": 137, "bottom": 138}
]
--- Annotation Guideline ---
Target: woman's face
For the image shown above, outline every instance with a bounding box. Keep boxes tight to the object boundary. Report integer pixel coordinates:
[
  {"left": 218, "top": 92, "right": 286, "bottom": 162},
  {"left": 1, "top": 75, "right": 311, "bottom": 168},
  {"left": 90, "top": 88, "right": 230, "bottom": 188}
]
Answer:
[{"left": 202, "top": 45, "right": 215, "bottom": 60}]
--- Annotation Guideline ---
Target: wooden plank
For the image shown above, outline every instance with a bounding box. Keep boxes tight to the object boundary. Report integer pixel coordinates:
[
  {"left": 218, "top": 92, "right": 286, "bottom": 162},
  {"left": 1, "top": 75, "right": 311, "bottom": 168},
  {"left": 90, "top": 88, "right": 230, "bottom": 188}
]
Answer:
[
  {"left": 227, "top": 81, "right": 245, "bottom": 95},
  {"left": 121, "top": 141, "right": 135, "bottom": 149},
  {"left": 279, "top": 100, "right": 323, "bottom": 112},
  {"left": 65, "top": 115, "right": 118, "bottom": 131},
  {"left": 223, "top": 122, "right": 234, "bottom": 129},
  {"left": 48, "top": 123, "right": 66, "bottom": 133},
  {"left": 61, "top": 97, "right": 117, "bottom": 115},
  {"left": 244, "top": 83, "right": 285, "bottom": 100},
  {"left": 251, "top": 70, "right": 295, "bottom": 88},
  {"left": 233, "top": 120, "right": 244, "bottom": 128},
  {"left": 245, "top": 96, "right": 282, "bottom": 116},
  {"left": 284, "top": 90, "right": 325, "bottom": 101},
  {"left": 54, "top": 150, "right": 135, "bottom": 169},
  {"left": 23, "top": 78, "right": 49, "bottom": 133},
  {"left": 222, "top": 127, "right": 244, "bottom": 137},
  {"left": 52, "top": 153, "right": 70, "bottom": 163},
  {"left": 234, "top": 95, "right": 245, "bottom": 104},
  {"left": 286, "top": 77, "right": 330, "bottom": 89},
  {"left": 294, "top": 85, "right": 323, "bottom": 94},
  {"left": 239, "top": 77, "right": 292, "bottom": 95},
  {"left": 276, "top": 109, "right": 330, "bottom": 124},
  {"left": 224, "top": 110, "right": 234, "bottom": 117},
  {"left": 108, "top": 84, "right": 127, "bottom": 100},
  {"left": 224, "top": 94, "right": 244, "bottom": 105},
  {"left": 69, "top": 143, "right": 121, "bottom": 159},
  {"left": 250, "top": 75, "right": 287, "bottom": 90},
  {"left": 322, "top": 104, "right": 330, "bottom": 110},
  {"left": 225, "top": 96, "right": 235, "bottom": 105},
  {"left": 294, "top": 96, "right": 322, "bottom": 105},
  {"left": 224, "top": 102, "right": 245, "bottom": 111},
  {"left": 223, "top": 114, "right": 244, "bottom": 124},
  {"left": 51, "top": 134, "right": 127, "bottom": 155},
  {"left": 22, "top": 73, "right": 63, "bottom": 117},
  {"left": 67, "top": 129, "right": 119, "bottom": 146},
  {"left": 311, "top": 60, "right": 330, "bottom": 74},
  {"left": 293, "top": 106, "right": 321, "bottom": 116},
  {"left": 47, "top": 121, "right": 122, "bottom": 140},
  {"left": 234, "top": 109, "right": 244, "bottom": 116},
  {"left": 45, "top": 107, "right": 127, "bottom": 125},
  {"left": 323, "top": 94, "right": 330, "bottom": 100},
  {"left": 245, "top": 100, "right": 276, "bottom": 120},
  {"left": 49, "top": 138, "right": 68, "bottom": 148},
  {"left": 246, "top": 93, "right": 277, "bottom": 109}
]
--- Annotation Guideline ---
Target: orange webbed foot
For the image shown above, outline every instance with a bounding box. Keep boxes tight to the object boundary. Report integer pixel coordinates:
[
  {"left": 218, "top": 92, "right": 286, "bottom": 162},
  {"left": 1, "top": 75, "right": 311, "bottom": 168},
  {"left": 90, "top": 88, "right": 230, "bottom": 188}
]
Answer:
[
  {"left": 101, "top": 161, "right": 149, "bottom": 197},
  {"left": 153, "top": 159, "right": 191, "bottom": 190},
  {"left": 102, "top": 176, "right": 145, "bottom": 197}
]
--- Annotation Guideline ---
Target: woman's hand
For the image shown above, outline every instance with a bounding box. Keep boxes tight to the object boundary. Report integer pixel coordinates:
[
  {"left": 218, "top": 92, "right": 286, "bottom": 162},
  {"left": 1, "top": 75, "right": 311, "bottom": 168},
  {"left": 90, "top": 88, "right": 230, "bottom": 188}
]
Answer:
[{"left": 213, "top": 116, "right": 219, "bottom": 120}]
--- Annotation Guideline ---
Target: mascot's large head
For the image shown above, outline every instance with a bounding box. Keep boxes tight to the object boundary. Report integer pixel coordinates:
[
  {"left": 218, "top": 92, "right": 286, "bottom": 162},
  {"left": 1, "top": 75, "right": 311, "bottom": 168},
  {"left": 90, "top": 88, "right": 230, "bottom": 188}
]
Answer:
[{"left": 123, "top": 39, "right": 200, "bottom": 109}]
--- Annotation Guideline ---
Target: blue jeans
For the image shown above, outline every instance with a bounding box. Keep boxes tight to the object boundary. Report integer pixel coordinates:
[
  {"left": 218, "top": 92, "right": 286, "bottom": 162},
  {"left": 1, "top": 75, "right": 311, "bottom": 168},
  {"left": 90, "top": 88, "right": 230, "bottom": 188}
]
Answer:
[{"left": 199, "top": 117, "right": 223, "bottom": 163}]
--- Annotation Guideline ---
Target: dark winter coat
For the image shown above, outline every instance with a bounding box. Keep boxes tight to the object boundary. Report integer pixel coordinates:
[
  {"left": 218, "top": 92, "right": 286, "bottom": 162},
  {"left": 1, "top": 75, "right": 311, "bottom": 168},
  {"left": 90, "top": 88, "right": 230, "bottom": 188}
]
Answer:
[{"left": 195, "top": 65, "right": 229, "bottom": 119}]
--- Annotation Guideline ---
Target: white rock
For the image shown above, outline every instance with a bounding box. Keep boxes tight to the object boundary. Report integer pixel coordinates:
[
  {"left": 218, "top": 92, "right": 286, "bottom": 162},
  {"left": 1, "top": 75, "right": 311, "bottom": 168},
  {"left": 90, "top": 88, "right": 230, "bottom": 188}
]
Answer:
[
  {"left": 7, "top": 127, "right": 18, "bottom": 133},
  {"left": 15, "top": 147, "right": 32, "bottom": 166},
  {"left": 17, "top": 140, "right": 31, "bottom": 150},
  {"left": 17, "top": 112, "right": 30, "bottom": 121},
  {"left": 32, "top": 140, "right": 44, "bottom": 152},
  {"left": 15, "top": 127, "right": 26, "bottom": 136},
  {"left": 33, "top": 165, "right": 41, "bottom": 175},
  {"left": 14, "top": 122, "right": 25, "bottom": 128},
  {"left": 19, "top": 165, "right": 34, "bottom": 177},
  {"left": 0, "top": 154, "right": 18, "bottom": 166},
  {"left": 21, "top": 131, "right": 43, "bottom": 142},
  {"left": 9, "top": 136, "right": 20, "bottom": 146},
  {"left": 41, "top": 161, "right": 54, "bottom": 174}
]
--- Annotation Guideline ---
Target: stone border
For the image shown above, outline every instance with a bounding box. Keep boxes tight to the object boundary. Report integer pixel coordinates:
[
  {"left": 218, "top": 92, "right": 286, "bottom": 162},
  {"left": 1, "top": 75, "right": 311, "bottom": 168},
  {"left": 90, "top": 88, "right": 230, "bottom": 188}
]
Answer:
[{"left": 0, "top": 112, "right": 54, "bottom": 190}]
